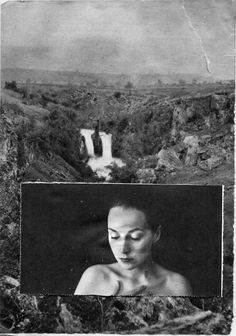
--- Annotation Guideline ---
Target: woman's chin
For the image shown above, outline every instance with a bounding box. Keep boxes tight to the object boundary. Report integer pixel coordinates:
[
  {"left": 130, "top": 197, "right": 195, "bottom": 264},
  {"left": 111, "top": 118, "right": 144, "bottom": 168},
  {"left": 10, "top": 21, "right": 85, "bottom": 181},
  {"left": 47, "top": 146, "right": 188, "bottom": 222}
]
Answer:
[
  {"left": 117, "top": 258, "right": 139, "bottom": 270},
  {"left": 119, "top": 263, "right": 136, "bottom": 270}
]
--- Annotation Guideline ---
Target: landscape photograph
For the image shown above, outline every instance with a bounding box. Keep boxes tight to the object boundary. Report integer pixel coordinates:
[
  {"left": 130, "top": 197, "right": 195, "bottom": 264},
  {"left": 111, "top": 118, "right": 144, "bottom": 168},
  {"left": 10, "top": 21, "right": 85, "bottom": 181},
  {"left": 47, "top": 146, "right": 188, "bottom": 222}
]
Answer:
[{"left": 0, "top": 0, "right": 235, "bottom": 334}]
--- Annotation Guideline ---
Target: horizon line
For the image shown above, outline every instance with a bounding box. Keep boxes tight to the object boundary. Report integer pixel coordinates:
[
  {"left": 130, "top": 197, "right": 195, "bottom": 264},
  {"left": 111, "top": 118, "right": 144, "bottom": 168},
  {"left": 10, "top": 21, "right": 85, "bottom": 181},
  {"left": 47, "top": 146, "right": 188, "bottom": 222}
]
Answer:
[{"left": 2, "top": 67, "right": 233, "bottom": 80}]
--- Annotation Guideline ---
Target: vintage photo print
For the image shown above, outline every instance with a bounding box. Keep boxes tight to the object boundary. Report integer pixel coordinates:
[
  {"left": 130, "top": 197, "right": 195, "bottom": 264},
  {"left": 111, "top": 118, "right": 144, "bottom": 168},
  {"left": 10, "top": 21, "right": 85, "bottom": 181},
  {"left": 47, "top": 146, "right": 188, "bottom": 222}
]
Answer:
[
  {"left": 1, "top": 0, "right": 234, "bottom": 333},
  {"left": 21, "top": 183, "right": 223, "bottom": 297}
]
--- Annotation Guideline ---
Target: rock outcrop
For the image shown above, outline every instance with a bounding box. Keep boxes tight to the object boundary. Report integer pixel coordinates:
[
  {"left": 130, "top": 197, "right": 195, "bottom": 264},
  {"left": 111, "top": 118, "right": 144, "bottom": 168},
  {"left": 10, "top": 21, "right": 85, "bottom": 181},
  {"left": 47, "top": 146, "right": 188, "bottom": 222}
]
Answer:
[
  {"left": 91, "top": 120, "right": 103, "bottom": 156},
  {"left": 157, "top": 147, "right": 183, "bottom": 171},
  {"left": 183, "top": 135, "right": 200, "bottom": 166}
]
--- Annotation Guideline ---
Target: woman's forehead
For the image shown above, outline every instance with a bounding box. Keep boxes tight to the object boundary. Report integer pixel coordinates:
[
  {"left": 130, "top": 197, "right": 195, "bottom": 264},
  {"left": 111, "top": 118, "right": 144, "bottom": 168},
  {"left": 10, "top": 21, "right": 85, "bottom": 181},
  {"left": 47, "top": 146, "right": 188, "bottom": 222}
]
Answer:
[{"left": 108, "top": 206, "right": 148, "bottom": 230}]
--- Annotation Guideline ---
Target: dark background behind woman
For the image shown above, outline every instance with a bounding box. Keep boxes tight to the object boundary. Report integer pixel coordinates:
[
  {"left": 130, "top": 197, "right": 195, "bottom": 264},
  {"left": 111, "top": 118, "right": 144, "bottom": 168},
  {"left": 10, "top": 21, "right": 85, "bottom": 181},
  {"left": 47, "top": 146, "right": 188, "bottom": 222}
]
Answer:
[{"left": 21, "top": 183, "right": 222, "bottom": 296}]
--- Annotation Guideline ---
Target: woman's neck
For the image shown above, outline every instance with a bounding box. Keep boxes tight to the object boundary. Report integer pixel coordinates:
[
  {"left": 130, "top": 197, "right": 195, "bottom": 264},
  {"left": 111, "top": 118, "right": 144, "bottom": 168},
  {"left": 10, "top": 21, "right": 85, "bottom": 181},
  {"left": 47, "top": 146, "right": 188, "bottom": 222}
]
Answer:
[{"left": 118, "top": 257, "right": 155, "bottom": 283}]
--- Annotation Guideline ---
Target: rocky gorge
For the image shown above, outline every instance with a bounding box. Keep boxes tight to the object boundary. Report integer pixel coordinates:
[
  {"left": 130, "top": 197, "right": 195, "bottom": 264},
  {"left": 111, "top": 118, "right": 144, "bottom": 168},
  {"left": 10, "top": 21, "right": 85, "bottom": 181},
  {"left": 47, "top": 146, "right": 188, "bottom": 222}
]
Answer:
[{"left": 0, "top": 85, "right": 234, "bottom": 333}]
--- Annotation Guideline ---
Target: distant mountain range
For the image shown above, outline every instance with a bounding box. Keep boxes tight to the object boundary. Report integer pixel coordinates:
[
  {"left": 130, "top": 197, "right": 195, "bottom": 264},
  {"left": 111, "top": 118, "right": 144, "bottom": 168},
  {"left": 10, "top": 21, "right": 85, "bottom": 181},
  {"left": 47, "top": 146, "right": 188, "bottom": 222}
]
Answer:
[{"left": 1, "top": 68, "right": 225, "bottom": 88}]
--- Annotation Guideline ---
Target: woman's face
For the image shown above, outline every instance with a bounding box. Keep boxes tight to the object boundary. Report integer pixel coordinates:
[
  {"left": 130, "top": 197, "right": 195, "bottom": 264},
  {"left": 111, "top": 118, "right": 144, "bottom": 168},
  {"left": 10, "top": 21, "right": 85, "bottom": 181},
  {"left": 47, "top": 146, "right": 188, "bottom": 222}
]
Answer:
[{"left": 107, "top": 206, "right": 156, "bottom": 270}]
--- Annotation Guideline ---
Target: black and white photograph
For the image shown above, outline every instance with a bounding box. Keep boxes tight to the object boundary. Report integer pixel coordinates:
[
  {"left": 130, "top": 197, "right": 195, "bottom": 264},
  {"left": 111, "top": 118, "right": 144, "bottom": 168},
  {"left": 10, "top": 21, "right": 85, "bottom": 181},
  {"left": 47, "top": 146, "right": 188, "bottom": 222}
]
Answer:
[
  {"left": 0, "top": 0, "right": 234, "bottom": 334},
  {"left": 21, "top": 183, "right": 222, "bottom": 297}
]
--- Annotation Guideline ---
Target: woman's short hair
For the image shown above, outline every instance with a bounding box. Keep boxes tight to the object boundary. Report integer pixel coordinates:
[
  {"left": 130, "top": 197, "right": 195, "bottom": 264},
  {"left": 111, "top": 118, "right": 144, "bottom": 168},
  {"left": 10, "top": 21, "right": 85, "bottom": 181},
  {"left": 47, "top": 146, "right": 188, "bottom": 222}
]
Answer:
[{"left": 109, "top": 198, "right": 162, "bottom": 232}]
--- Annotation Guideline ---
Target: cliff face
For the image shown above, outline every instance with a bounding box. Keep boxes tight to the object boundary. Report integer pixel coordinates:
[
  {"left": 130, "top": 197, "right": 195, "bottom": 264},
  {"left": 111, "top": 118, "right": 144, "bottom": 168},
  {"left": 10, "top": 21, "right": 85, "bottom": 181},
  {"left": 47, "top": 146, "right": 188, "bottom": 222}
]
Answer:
[
  {"left": 0, "top": 88, "right": 234, "bottom": 333},
  {"left": 111, "top": 91, "right": 234, "bottom": 168}
]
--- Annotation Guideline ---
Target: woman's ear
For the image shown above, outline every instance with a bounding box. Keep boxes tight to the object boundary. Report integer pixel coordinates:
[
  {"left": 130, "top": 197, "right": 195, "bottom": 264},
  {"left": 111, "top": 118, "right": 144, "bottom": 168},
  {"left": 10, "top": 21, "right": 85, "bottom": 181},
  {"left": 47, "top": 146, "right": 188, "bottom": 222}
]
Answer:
[{"left": 153, "top": 225, "right": 161, "bottom": 243}]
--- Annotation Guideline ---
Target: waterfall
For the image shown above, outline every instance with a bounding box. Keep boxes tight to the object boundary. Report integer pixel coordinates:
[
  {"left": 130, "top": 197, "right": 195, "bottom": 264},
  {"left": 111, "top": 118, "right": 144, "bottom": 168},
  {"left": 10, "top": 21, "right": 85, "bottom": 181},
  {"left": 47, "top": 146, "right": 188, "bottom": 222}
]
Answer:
[
  {"left": 99, "top": 132, "right": 112, "bottom": 159},
  {"left": 80, "top": 129, "right": 95, "bottom": 156},
  {"left": 80, "top": 128, "right": 124, "bottom": 180}
]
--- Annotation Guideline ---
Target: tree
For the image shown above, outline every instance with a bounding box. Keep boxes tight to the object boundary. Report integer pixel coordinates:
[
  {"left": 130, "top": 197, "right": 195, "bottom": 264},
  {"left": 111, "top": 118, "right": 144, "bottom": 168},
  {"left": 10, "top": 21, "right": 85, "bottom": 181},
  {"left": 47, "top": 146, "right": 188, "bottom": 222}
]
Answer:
[
  {"left": 178, "top": 79, "right": 186, "bottom": 86},
  {"left": 4, "top": 81, "right": 18, "bottom": 91},
  {"left": 124, "top": 81, "right": 134, "bottom": 91}
]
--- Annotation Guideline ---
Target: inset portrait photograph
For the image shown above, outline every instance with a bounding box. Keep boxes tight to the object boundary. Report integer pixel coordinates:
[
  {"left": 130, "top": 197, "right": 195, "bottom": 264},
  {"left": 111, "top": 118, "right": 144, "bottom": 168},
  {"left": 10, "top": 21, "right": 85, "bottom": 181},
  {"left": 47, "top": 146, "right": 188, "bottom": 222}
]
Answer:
[{"left": 21, "top": 183, "right": 222, "bottom": 296}]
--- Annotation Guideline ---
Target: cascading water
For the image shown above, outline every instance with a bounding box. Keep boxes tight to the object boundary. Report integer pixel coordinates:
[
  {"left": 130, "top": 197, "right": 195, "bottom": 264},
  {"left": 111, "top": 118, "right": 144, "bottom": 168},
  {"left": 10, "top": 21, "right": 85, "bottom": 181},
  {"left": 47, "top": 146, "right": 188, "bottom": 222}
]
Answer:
[
  {"left": 99, "top": 132, "right": 112, "bottom": 159},
  {"left": 81, "top": 129, "right": 124, "bottom": 180},
  {"left": 80, "top": 129, "right": 95, "bottom": 156}
]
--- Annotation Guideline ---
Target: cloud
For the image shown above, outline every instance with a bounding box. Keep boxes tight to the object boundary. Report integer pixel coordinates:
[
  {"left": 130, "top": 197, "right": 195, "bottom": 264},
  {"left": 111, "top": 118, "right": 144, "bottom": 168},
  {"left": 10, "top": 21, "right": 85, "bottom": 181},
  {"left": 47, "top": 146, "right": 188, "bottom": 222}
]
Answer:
[{"left": 1, "top": 0, "right": 234, "bottom": 78}]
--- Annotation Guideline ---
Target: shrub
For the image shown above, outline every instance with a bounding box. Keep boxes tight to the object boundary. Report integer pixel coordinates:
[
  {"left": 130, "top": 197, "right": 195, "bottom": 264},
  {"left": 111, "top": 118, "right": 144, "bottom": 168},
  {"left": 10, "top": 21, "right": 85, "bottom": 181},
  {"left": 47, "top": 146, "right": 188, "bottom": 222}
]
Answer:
[
  {"left": 113, "top": 91, "right": 121, "bottom": 99},
  {"left": 109, "top": 160, "right": 137, "bottom": 183},
  {"left": 4, "top": 81, "right": 18, "bottom": 92}
]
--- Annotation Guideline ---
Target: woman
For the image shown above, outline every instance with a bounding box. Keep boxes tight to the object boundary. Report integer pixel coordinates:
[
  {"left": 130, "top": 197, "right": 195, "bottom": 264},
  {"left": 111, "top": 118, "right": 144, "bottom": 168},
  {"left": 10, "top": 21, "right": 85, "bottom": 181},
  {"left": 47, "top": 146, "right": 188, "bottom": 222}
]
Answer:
[{"left": 74, "top": 201, "right": 192, "bottom": 296}]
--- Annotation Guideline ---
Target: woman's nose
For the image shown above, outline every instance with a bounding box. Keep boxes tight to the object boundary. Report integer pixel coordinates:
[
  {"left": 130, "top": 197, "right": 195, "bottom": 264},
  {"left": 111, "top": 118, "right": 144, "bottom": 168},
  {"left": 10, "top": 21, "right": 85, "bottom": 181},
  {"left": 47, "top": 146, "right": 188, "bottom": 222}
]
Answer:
[{"left": 119, "top": 240, "right": 131, "bottom": 255}]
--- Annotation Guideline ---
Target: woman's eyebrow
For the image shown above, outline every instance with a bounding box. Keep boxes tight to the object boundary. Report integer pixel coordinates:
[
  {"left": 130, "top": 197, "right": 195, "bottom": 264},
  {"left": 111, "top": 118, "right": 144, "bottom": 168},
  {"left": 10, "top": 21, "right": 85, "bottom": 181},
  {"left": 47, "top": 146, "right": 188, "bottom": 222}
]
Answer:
[
  {"left": 108, "top": 228, "right": 144, "bottom": 233},
  {"left": 128, "top": 229, "right": 144, "bottom": 233},
  {"left": 107, "top": 228, "right": 118, "bottom": 232}
]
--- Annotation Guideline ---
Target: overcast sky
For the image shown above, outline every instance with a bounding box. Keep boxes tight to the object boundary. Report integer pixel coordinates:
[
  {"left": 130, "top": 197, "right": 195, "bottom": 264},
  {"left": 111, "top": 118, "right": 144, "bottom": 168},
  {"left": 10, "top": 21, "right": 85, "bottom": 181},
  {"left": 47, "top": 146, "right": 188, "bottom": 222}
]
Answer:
[{"left": 1, "top": 0, "right": 235, "bottom": 78}]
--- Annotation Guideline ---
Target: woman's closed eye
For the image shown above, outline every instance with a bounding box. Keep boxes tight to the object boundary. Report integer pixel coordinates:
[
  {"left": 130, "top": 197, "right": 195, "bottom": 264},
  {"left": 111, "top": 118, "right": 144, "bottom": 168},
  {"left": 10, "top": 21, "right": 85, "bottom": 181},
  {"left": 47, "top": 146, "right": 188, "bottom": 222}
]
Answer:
[
  {"left": 109, "top": 233, "right": 119, "bottom": 239},
  {"left": 130, "top": 235, "right": 143, "bottom": 241},
  {"left": 111, "top": 236, "right": 119, "bottom": 240},
  {"left": 108, "top": 231, "right": 143, "bottom": 240}
]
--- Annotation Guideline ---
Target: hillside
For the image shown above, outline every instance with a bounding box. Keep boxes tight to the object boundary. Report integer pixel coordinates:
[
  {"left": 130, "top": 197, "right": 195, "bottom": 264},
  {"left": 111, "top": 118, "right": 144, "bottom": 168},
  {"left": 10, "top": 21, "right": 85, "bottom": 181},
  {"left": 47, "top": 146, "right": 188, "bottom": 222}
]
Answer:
[{"left": 1, "top": 89, "right": 49, "bottom": 122}]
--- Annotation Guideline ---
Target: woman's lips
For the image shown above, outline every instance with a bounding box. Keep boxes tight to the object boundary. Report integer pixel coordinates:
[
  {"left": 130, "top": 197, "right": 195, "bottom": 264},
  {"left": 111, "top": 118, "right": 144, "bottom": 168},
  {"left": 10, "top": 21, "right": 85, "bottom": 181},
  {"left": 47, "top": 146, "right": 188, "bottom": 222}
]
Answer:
[{"left": 119, "top": 257, "right": 133, "bottom": 263}]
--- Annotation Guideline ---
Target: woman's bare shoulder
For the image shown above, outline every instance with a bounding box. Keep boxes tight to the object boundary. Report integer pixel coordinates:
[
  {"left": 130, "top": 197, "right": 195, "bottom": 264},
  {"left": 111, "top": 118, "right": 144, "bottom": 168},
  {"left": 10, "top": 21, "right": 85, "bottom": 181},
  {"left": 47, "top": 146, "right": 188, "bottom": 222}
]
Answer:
[
  {"left": 153, "top": 264, "right": 192, "bottom": 296},
  {"left": 82, "top": 264, "right": 109, "bottom": 277},
  {"left": 74, "top": 264, "right": 117, "bottom": 295},
  {"left": 83, "top": 263, "right": 118, "bottom": 277},
  {"left": 166, "top": 270, "right": 192, "bottom": 296}
]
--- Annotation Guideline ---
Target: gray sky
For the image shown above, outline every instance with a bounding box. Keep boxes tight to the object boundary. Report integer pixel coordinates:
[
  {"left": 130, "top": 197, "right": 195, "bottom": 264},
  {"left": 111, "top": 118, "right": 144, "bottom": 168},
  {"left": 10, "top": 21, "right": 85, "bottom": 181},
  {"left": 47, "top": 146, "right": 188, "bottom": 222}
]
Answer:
[{"left": 1, "top": 0, "right": 235, "bottom": 78}]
